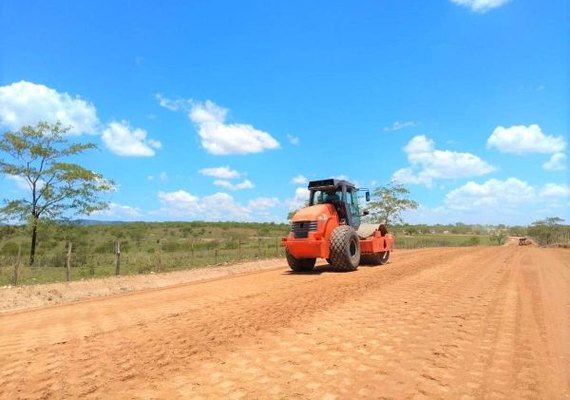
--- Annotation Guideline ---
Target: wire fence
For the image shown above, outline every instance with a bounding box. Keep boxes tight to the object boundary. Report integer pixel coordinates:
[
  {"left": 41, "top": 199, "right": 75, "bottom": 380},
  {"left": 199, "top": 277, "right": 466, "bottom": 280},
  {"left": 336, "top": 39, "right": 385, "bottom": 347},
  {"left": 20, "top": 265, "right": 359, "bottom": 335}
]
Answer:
[
  {"left": 3, "top": 231, "right": 566, "bottom": 287},
  {"left": 0, "top": 237, "right": 287, "bottom": 286}
]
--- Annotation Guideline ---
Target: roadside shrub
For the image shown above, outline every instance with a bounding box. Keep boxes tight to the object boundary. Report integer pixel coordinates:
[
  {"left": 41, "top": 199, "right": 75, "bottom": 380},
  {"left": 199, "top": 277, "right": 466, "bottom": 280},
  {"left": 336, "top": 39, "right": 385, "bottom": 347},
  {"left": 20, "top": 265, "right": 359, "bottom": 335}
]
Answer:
[
  {"left": 162, "top": 240, "right": 185, "bottom": 252},
  {"left": 224, "top": 240, "right": 239, "bottom": 250},
  {"left": 194, "top": 240, "right": 219, "bottom": 251},
  {"left": 257, "top": 227, "right": 271, "bottom": 237},
  {"left": 137, "top": 258, "right": 154, "bottom": 274},
  {"left": 94, "top": 243, "right": 113, "bottom": 254},
  {"left": 490, "top": 233, "right": 507, "bottom": 245},
  {"left": 1, "top": 241, "right": 20, "bottom": 256},
  {"left": 464, "top": 236, "right": 481, "bottom": 246},
  {"left": 181, "top": 227, "right": 193, "bottom": 237}
]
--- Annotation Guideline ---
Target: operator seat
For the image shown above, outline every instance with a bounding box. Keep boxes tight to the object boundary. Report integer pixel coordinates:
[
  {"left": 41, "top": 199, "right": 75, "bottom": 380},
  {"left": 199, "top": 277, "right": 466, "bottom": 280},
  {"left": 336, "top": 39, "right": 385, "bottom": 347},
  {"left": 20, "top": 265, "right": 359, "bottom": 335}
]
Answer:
[
  {"left": 325, "top": 193, "right": 340, "bottom": 204},
  {"left": 325, "top": 193, "right": 350, "bottom": 225}
]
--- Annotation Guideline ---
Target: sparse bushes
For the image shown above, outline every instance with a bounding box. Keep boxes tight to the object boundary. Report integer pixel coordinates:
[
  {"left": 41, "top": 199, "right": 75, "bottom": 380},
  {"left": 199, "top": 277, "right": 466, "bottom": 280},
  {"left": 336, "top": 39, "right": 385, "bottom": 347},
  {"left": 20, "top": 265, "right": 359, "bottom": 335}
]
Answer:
[
  {"left": 1, "top": 241, "right": 20, "bottom": 256},
  {"left": 226, "top": 241, "right": 240, "bottom": 250},
  {"left": 528, "top": 217, "right": 569, "bottom": 246},
  {"left": 0, "top": 221, "right": 497, "bottom": 285},
  {"left": 464, "top": 236, "right": 481, "bottom": 246},
  {"left": 490, "top": 233, "right": 507, "bottom": 246},
  {"left": 94, "top": 243, "right": 113, "bottom": 254},
  {"left": 181, "top": 227, "right": 193, "bottom": 237}
]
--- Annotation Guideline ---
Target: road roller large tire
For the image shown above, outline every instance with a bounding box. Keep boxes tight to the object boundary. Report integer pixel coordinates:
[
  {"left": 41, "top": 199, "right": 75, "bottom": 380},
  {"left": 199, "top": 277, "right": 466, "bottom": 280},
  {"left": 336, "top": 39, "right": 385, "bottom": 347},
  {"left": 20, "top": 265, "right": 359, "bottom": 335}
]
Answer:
[{"left": 329, "top": 225, "right": 360, "bottom": 272}]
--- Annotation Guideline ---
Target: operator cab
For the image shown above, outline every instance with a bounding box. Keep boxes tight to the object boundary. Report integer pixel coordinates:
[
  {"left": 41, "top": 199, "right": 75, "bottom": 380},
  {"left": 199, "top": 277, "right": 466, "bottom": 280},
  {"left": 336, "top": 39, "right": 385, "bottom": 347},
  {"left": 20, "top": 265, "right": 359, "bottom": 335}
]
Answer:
[{"left": 307, "top": 179, "right": 368, "bottom": 229}]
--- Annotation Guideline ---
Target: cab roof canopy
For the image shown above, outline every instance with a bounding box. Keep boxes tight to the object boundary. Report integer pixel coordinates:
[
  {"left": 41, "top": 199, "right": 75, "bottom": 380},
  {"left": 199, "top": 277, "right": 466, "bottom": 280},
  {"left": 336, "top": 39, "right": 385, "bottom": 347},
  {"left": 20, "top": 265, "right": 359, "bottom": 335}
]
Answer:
[{"left": 307, "top": 178, "right": 356, "bottom": 191}]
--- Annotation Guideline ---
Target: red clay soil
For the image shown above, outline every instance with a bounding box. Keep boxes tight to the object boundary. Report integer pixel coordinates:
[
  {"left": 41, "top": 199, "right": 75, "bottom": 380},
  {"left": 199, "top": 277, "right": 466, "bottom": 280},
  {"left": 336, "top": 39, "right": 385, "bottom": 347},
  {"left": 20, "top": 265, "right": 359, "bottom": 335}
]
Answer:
[{"left": 0, "top": 246, "right": 568, "bottom": 399}]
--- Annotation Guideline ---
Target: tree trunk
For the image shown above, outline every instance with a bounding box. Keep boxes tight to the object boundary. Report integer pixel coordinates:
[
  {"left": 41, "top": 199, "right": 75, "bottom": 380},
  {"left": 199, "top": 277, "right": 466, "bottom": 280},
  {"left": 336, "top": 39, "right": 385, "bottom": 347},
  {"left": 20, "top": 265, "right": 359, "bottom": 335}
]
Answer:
[{"left": 29, "top": 215, "right": 38, "bottom": 266}]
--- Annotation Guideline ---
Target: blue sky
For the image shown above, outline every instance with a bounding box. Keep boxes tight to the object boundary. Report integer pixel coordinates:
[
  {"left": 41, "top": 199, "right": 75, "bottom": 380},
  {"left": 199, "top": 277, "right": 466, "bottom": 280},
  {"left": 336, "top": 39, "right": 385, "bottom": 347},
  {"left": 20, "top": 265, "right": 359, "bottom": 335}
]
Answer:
[{"left": 0, "top": 0, "right": 568, "bottom": 225}]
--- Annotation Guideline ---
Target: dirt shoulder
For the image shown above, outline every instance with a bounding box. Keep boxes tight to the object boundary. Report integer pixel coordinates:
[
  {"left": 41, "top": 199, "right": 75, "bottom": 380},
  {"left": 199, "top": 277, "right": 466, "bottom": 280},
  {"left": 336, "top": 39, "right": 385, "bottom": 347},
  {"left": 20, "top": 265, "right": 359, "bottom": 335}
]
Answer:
[{"left": 0, "top": 258, "right": 286, "bottom": 313}]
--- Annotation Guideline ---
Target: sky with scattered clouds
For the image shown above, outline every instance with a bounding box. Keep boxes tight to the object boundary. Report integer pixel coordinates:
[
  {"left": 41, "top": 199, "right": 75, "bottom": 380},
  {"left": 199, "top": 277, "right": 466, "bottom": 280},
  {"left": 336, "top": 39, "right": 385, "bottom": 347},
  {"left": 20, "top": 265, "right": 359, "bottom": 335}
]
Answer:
[{"left": 0, "top": 0, "right": 567, "bottom": 225}]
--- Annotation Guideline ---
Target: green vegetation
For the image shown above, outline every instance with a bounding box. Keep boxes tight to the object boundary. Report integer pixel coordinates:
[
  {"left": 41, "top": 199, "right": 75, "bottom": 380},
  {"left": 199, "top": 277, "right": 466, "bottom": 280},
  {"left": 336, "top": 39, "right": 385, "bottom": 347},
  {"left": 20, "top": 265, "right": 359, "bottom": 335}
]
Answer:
[
  {"left": 0, "top": 121, "right": 114, "bottom": 266},
  {"left": 367, "top": 182, "right": 419, "bottom": 225},
  {"left": 0, "top": 221, "right": 290, "bottom": 286},
  {"left": 0, "top": 219, "right": 567, "bottom": 287},
  {"left": 528, "top": 217, "right": 569, "bottom": 246}
]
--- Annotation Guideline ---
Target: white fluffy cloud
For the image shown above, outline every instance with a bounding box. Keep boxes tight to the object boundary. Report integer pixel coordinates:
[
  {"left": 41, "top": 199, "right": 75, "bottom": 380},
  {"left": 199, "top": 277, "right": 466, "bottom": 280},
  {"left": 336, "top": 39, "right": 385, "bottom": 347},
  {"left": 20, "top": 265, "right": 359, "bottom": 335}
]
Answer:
[
  {"left": 157, "top": 190, "right": 280, "bottom": 221},
  {"left": 542, "top": 153, "right": 567, "bottom": 171},
  {"left": 407, "top": 179, "right": 570, "bottom": 225},
  {"left": 213, "top": 179, "right": 254, "bottom": 191},
  {"left": 393, "top": 135, "right": 495, "bottom": 186},
  {"left": 0, "top": 81, "right": 162, "bottom": 158},
  {"left": 158, "top": 190, "right": 201, "bottom": 218},
  {"left": 155, "top": 94, "right": 192, "bottom": 111},
  {"left": 445, "top": 178, "right": 535, "bottom": 211},
  {"left": 158, "top": 190, "right": 199, "bottom": 206},
  {"left": 248, "top": 197, "right": 280, "bottom": 210},
  {"left": 487, "top": 124, "right": 566, "bottom": 154},
  {"left": 450, "top": 0, "right": 511, "bottom": 13},
  {"left": 5, "top": 174, "right": 31, "bottom": 191},
  {"left": 157, "top": 95, "right": 280, "bottom": 155},
  {"left": 199, "top": 192, "right": 251, "bottom": 220},
  {"left": 286, "top": 187, "right": 310, "bottom": 211},
  {"left": 540, "top": 183, "right": 570, "bottom": 199},
  {"left": 291, "top": 175, "right": 308, "bottom": 185},
  {"left": 102, "top": 121, "right": 162, "bottom": 157},
  {"left": 92, "top": 203, "right": 142, "bottom": 220},
  {"left": 189, "top": 100, "right": 280, "bottom": 155},
  {"left": 199, "top": 166, "right": 241, "bottom": 179},
  {"left": 199, "top": 166, "right": 253, "bottom": 190},
  {"left": 0, "top": 81, "right": 99, "bottom": 134},
  {"left": 158, "top": 190, "right": 251, "bottom": 221},
  {"left": 445, "top": 178, "right": 569, "bottom": 211}
]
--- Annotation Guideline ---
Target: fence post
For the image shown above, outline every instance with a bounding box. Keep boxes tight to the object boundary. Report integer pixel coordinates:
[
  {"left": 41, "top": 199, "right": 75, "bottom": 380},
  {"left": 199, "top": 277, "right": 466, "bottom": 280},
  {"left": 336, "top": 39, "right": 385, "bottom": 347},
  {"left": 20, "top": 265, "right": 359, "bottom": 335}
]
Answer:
[
  {"left": 191, "top": 241, "right": 194, "bottom": 266},
  {"left": 13, "top": 243, "right": 22, "bottom": 285},
  {"left": 115, "top": 240, "right": 121, "bottom": 275},
  {"left": 66, "top": 242, "right": 72, "bottom": 282},
  {"left": 238, "top": 240, "right": 242, "bottom": 260},
  {"left": 158, "top": 240, "right": 162, "bottom": 272}
]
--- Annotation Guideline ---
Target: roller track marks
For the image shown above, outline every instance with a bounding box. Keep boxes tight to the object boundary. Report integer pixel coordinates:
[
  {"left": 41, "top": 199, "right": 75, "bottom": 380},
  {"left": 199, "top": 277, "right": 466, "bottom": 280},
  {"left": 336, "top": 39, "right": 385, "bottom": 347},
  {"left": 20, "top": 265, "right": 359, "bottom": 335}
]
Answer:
[{"left": 0, "top": 246, "right": 567, "bottom": 399}]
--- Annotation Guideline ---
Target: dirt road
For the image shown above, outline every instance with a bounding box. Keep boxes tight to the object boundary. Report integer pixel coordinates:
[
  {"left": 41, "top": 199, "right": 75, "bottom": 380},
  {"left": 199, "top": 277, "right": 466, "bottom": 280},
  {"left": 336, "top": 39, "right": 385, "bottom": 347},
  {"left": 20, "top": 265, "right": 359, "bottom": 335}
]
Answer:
[{"left": 1, "top": 246, "right": 568, "bottom": 399}]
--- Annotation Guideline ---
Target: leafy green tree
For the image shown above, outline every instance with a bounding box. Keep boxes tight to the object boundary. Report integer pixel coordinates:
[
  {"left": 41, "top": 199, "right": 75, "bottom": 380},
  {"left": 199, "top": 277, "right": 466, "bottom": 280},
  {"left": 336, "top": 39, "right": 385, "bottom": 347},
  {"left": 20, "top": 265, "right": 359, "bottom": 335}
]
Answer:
[
  {"left": 490, "top": 232, "right": 507, "bottom": 245},
  {"left": 366, "top": 182, "right": 419, "bottom": 225},
  {"left": 451, "top": 222, "right": 470, "bottom": 234},
  {"left": 286, "top": 209, "right": 298, "bottom": 221},
  {"left": 528, "top": 217, "right": 565, "bottom": 245},
  {"left": 0, "top": 121, "right": 114, "bottom": 265}
]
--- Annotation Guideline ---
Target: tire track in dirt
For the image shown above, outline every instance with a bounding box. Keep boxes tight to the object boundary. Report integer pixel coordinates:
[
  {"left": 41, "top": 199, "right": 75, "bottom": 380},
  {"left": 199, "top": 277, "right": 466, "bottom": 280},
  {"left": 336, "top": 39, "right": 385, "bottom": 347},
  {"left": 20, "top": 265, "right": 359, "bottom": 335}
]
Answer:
[
  {"left": 130, "top": 246, "right": 568, "bottom": 399},
  {"left": 0, "top": 246, "right": 568, "bottom": 399},
  {"left": 157, "top": 246, "right": 509, "bottom": 399},
  {"left": 0, "top": 248, "right": 463, "bottom": 399}
]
